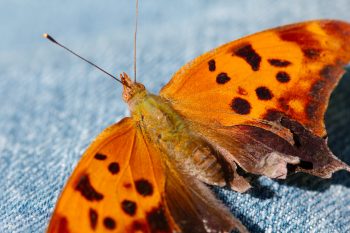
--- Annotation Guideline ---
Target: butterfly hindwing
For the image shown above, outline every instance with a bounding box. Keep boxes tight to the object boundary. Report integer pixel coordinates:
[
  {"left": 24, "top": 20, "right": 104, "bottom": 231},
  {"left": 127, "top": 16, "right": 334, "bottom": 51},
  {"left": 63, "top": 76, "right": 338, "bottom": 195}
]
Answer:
[{"left": 160, "top": 20, "right": 350, "bottom": 182}]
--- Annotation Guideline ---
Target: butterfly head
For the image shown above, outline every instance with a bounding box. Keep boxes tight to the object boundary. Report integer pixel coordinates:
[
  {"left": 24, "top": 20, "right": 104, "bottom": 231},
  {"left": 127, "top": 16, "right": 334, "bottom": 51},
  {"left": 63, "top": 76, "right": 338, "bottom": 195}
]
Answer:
[{"left": 121, "top": 72, "right": 146, "bottom": 103}]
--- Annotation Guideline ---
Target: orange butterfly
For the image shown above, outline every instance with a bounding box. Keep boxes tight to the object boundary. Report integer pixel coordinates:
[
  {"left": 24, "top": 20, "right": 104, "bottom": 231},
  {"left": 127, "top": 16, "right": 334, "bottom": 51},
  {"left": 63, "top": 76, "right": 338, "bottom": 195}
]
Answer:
[{"left": 46, "top": 20, "right": 350, "bottom": 233}]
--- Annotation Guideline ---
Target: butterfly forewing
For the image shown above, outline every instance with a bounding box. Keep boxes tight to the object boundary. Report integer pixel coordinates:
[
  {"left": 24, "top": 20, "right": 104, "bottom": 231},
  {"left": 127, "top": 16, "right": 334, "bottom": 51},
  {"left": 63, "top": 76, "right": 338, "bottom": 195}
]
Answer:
[
  {"left": 161, "top": 20, "right": 350, "bottom": 137},
  {"left": 47, "top": 118, "right": 177, "bottom": 233}
]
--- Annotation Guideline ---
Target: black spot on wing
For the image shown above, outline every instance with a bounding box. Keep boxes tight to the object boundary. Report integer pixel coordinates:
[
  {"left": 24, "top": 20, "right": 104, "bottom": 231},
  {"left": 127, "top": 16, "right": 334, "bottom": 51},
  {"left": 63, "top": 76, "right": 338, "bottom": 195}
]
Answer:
[
  {"left": 268, "top": 59, "right": 291, "bottom": 67},
  {"left": 94, "top": 153, "right": 107, "bottom": 160},
  {"left": 234, "top": 44, "right": 261, "bottom": 71},
  {"left": 208, "top": 59, "right": 216, "bottom": 72},
  {"left": 108, "top": 162, "right": 120, "bottom": 175},
  {"left": 146, "top": 205, "right": 171, "bottom": 232},
  {"left": 135, "top": 179, "right": 153, "bottom": 196},
  {"left": 216, "top": 72, "right": 231, "bottom": 84},
  {"left": 89, "top": 208, "right": 98, "bottom": 230},
  {"left": 121, "top": 200, "right": 137, "bottom": 216},
  {"left": 75, "top": 175, "right": 104, "bottom": 201},
  {"left": 231, "top": 97, "right": 251, "bottom": 115},
  {"left": 255, "top": 87, "right": 273, "bottom": 100},
  {"left": 276, "top": 71, "right": 291, "bottom": 83},
  {"left": 303, "top": 48, "right": 321, "bottom": 59},
  {"left": 103, "top": 217, "right": 116, "bottom": 230}
]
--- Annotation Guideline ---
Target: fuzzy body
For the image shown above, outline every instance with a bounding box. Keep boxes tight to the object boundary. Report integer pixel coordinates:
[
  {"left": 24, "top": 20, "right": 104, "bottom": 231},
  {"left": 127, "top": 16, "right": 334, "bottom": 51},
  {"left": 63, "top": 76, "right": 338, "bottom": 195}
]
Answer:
[{"left": 126, "top": 87, "right": 225, "bottom": 186}]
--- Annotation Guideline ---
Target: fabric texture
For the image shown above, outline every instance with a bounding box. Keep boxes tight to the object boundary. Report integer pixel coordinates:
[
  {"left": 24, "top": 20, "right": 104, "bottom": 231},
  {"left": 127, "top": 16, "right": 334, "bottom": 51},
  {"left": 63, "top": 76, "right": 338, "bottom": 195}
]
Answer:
[{"left": 0, "top": 0, "right": 350, "bottom": 232}]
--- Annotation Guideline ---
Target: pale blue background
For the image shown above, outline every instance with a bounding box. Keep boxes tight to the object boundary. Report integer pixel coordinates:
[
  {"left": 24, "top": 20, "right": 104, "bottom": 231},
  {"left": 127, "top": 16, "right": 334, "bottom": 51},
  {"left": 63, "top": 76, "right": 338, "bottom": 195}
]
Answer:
[{"left": 1, "top": 0, "right": 350, "bottom": 232}]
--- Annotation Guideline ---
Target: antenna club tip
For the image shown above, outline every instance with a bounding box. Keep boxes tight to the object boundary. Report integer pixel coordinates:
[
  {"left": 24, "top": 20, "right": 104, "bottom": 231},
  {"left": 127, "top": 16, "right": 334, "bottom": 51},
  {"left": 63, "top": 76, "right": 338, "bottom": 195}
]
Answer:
[{"left": 43, "top": 33, "right": 57, "bottom": 43}]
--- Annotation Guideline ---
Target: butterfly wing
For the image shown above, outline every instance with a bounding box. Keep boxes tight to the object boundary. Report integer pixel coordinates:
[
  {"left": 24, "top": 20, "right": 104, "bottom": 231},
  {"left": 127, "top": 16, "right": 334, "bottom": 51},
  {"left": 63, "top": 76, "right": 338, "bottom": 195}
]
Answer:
[
  {"left": 47, "top": 117, "right": 176, "bottom": 233},
  {"left": 160, "top": 20, "right": 350, "bottom": 182},
  {"left": 47, "top": 117, "right": 247, "bottom": 233}
]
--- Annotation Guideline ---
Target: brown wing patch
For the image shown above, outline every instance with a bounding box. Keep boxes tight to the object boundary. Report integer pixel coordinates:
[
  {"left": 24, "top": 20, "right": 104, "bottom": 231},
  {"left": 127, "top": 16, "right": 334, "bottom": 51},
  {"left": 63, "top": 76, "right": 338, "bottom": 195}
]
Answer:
[{"left": 192, "top": 115, "right": 349, "bottom": 181}]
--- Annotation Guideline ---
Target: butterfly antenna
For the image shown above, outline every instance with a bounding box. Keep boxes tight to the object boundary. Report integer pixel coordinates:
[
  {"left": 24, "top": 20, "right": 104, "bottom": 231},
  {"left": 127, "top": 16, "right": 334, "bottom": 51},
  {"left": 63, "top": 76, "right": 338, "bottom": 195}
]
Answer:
[
  {"left": 133, "top": 0, "right": 139, "bottom": 82},
  {"left": 43, "top": 33, "right": 123, "bottom": 84}
]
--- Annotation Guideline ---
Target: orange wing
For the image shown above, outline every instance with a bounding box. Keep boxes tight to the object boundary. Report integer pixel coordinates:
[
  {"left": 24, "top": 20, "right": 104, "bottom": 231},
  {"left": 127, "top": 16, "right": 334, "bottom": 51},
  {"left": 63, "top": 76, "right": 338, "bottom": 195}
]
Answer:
[
  {"left": 47, "top": 118, "right": 178, "bottom": 233},
  {"left": 160, "top": 20, "right": 350, "bottom": 138},
  {"left": 47, "top": 118, "right": 247, "bottom": 233},
  {"left": 160, "top": 20, "right": 350, "bottom": 180}
]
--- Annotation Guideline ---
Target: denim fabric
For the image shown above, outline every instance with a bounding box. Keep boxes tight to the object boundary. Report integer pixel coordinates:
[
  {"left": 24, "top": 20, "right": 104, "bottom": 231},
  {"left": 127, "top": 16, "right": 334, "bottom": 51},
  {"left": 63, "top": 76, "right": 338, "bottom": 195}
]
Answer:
[{"left": 1, "top": 0, "right": 350, "bottom": 232}]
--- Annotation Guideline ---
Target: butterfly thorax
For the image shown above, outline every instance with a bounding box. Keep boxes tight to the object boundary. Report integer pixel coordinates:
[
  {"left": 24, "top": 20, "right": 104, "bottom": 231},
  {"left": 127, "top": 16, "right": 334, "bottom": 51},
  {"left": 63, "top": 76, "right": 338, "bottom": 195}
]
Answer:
[
  {"left": 121, "top": 73, "right": 146, "bottom": 102},
  {"left": 123, "top": 74, "right": 227, "bottom": 186}
]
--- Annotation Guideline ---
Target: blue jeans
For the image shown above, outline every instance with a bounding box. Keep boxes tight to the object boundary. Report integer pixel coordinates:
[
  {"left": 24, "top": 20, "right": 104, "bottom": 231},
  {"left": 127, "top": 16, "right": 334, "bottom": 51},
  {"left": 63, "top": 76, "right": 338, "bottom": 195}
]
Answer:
[{"left": 1, "top": 0, "right": 349, "bottom": 232}]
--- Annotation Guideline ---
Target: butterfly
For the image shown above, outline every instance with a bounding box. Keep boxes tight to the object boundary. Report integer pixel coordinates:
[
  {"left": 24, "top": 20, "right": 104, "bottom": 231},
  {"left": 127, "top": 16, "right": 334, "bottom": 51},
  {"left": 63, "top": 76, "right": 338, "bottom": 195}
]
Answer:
[{"left": 46, "top": 20, "right": 350, "bottom": 233}]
